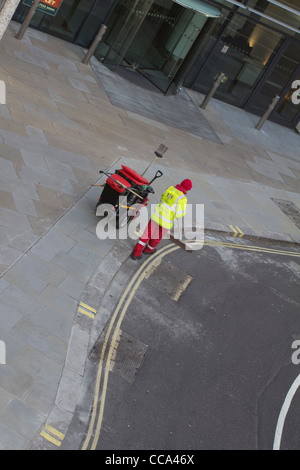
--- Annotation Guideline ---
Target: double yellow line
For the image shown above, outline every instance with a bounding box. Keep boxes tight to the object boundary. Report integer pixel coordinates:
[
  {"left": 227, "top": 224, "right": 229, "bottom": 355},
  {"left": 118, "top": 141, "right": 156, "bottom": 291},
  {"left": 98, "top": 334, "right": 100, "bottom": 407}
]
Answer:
[
  {"left": 203, "top": 239, "right": 300, "bottom": 257},
  {"left": 78, "top": 302, "right": 97, "bottom": 319},
  {"left": 40, "top": 425, "right": 65, "bottom": 447},
  {"left": 82, "top": 243, "right": 179, "bottom": 450},
  {"left": 82, "top": 238, "right": 300, "bottom": 450}
]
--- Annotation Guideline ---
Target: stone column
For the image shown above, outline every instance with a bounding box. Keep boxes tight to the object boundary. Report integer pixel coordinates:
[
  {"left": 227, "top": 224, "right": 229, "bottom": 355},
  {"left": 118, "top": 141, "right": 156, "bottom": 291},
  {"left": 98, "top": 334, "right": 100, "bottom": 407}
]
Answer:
[{"left": 0, "top": 0, "right": 20, "bottom": 41}]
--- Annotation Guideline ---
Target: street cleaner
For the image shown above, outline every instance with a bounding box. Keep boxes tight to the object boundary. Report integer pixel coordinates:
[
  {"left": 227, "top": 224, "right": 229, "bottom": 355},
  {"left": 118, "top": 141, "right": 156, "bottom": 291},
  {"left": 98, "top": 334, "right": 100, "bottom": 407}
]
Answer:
[{"left": 131, "top": 179, "right": 193, "bottom": 260}]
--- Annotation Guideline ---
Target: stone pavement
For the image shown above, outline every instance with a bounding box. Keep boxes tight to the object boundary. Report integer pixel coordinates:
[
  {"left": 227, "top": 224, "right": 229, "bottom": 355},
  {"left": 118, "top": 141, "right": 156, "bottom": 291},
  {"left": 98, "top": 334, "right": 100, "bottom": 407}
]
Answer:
[
  {"left": 0, "top": 21, "right": 299, "bottom": 449},
  {"left": 89, "top": 58, "right": 300, "bottom": 243}
]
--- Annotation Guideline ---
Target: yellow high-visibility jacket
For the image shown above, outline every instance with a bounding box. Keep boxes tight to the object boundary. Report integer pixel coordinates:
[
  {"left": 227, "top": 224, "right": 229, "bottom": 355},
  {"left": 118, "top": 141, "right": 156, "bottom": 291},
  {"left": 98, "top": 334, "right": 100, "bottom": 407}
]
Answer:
[{"left": 151, "top": 186, "right": 187, "bottom": 229}]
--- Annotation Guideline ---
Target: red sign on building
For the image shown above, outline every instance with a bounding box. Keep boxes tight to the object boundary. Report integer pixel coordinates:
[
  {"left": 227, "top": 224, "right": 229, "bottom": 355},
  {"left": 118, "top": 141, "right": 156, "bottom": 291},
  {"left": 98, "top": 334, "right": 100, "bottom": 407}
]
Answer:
[{"left": 23, "top": 0, "right": 63, "bottom": 17}]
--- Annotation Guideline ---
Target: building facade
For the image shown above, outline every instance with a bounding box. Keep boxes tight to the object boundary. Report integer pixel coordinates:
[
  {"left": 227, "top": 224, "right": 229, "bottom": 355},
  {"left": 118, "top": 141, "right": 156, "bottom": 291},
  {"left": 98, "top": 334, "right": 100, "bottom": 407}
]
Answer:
[{"left": 13, "top": 0, "right": 300, "bottom": 128}]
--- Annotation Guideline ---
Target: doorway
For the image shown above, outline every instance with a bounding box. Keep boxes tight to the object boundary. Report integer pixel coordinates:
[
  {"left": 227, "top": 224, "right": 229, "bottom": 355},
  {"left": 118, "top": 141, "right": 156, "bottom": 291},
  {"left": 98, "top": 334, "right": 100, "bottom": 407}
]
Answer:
[
  {"left": 95, "top": 0, "right": 221, "bottom": 93},
  {"left": 245, "top": 39, "right": 300, "bottom": 128}
]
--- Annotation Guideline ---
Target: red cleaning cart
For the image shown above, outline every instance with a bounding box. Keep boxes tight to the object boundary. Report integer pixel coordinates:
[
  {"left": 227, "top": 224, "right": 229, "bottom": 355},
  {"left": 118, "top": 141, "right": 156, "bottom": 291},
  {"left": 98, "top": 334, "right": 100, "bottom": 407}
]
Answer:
[
  {"left": 96, "top": 145, "right": 167, "bottom": 228},
  {"left": 96, "top": 165, "right": 163, "bottom": 228}
]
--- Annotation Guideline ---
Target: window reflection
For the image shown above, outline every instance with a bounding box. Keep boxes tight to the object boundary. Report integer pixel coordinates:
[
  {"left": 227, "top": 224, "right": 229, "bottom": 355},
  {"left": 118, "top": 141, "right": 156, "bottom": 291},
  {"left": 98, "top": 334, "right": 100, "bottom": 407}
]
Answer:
[
  {"left": 246, "top": 0, "right": 300, "bottom": 34},
  {"left": 13, "top": 0, "right": 96, "bottom": 43},
  {"left": 189, "top": 19, "right": 283, "bottom": 107},
  {"left": 76, "top": 0, "right": 116, "bottom": 47},
  {"left": 97, "top": 0, "right": 218, "bottom": 93}
]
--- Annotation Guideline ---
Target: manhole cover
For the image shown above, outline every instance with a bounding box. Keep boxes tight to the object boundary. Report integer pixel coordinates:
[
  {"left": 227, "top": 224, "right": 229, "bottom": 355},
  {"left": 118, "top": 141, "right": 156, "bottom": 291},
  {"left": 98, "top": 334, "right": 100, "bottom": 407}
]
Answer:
[
  {"left": 146, "top": 261, "right": 193, "bottom": 302},
  {"left": 90, "top": 328, "right": 148, "bottom": 383},
  {"left": 110, "top": 329, "right": 148, "bottom": 383}
]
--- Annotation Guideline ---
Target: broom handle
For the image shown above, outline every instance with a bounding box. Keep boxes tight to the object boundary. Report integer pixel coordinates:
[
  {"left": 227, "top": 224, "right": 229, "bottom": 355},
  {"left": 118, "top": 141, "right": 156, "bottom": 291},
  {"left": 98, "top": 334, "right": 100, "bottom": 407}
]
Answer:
[
  {"left": 116, "top": 180, "right": 144, "bottom": 200},
  {"left": 142, "top": 155, "right": 157, "bottom": 176},
  {"left": 98, "top": 172, "right": 144, "bottom": 200}
]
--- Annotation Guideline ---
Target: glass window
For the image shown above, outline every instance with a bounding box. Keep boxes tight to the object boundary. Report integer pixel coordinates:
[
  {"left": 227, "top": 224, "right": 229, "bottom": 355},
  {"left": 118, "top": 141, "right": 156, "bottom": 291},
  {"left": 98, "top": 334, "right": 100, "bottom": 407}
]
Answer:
[
  {"left": 184, "top": 8, "right": 230, "bottom": 88},
  {"left": 189, "top": 15, "right": 284, "bottom": 107},
  {"left": 277, "top": 0, "right": 300, "bottom": 8},
  {"left": 13, "top": 0, "right": 97, "bottom": 43},
  {"left": 246, "top": 42, "right": 300, "bottom": 126},
  {"left": 124, "top": 3, "right": 205, "bottom": 72},
  {"left": 76, "top": 0, "right": 116, "bottom": 47},
  {"left": 95, "top": 0, "right": 154, "bottom": 66},
  {"left": 246, "top": 0, "right": 300, "bottom": 35},
  {"left": 97, "top": 0, "right": 219, "bottom": 93}
]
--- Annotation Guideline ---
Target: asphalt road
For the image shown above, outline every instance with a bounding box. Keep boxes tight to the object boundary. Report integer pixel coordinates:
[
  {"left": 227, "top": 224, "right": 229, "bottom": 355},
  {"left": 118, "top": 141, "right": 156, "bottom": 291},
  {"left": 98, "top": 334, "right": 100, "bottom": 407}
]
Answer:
[{"left": 63, "top": 235, "right": 300, "bottom": 451}]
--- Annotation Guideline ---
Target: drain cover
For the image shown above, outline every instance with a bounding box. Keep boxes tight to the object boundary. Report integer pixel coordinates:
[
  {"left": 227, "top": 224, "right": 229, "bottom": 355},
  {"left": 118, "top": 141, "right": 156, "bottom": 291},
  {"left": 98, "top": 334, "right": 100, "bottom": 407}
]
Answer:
[
  {"left": 90, "top": 327, "right": 148, "bottom": 383},
  {"left": 272, "top": 199, "right": 300, "bottom": 230},
  {"left": 146, "top": 261, "right": 193, "bottom": 302},
  {"left": 110, "top": 329, "right": 148, "bottom": 383}
]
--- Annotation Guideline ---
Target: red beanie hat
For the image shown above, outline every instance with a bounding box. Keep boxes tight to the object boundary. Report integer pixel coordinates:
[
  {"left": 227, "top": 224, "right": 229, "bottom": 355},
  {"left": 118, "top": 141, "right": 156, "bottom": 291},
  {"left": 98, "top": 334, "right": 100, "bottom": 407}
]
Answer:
[{"left": 180, "top": 179, "right": 193, "bottom": 192}]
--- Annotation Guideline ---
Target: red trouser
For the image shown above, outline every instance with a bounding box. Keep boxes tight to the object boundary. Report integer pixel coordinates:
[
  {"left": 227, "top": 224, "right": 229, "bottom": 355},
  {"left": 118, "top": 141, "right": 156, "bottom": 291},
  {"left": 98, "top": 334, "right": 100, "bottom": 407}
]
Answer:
[{"left": 132, "top": 220, "right": 169, "bottom": 257}]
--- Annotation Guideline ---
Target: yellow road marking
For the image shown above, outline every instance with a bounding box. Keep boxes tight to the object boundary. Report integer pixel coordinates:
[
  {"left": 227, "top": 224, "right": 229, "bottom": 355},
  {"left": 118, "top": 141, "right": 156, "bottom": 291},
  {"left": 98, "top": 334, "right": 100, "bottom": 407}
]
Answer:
[
  {"left": 236, "top": 227, "right": 244, "bottom": 238},
  {"left": 40, "top": 430, "right": 62, "bottom": 447},
  {"left": 229, "top": 225, "right": 238, "bottom": 237},
  {"left": 172, "top": 275, "right": 193, "bottom": 302},
  {"left": 229, "top": 225, "right": 244, "bottom": 238},
  {"left": 40, "top": 425, "right": 65, "bottom": 447},
  {"left": 78, "top": 302, "right": 97, "bottom": 319},
  {"left": 80, "top": 302, "right": 97, "bottom": 314},
  {"left": 45, "top": 424, "right": 65, "bottom": 440},
  {"left": 91, "top": 244, "right": 180, "bottom": 450},
  {"left": 82, "top": 244, "right": 179, "bottom": 450},
  {"left": 78, "top": 307, "right": 95, "bottom": 319},
  {"left": 82, "top": 237, "right": 300, "bottom": 450},
  {"left": 202, "top": 239, "right": 300, "bottom": 257}
]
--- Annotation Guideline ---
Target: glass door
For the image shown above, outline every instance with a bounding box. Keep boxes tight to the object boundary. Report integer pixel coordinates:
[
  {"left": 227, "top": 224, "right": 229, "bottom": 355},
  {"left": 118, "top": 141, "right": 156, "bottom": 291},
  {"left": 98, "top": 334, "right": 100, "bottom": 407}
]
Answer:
[
  {"left": 75, "top": 0, "right": 117, "bottom": 47},
  {"left": 245, "top": 40, "right": 300, "bottom": 127},
  {"left": 122, "top": 3, "right": 207, "bottom": 92},
  {"left": 188, "top": 19, "right": 284, "bottom": 108},
  {"left": 95, "top": 0, "right": 154, "bottom": 67},
  {"left": 96, "top": 0, "right": 220, "bottom": 93}
]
